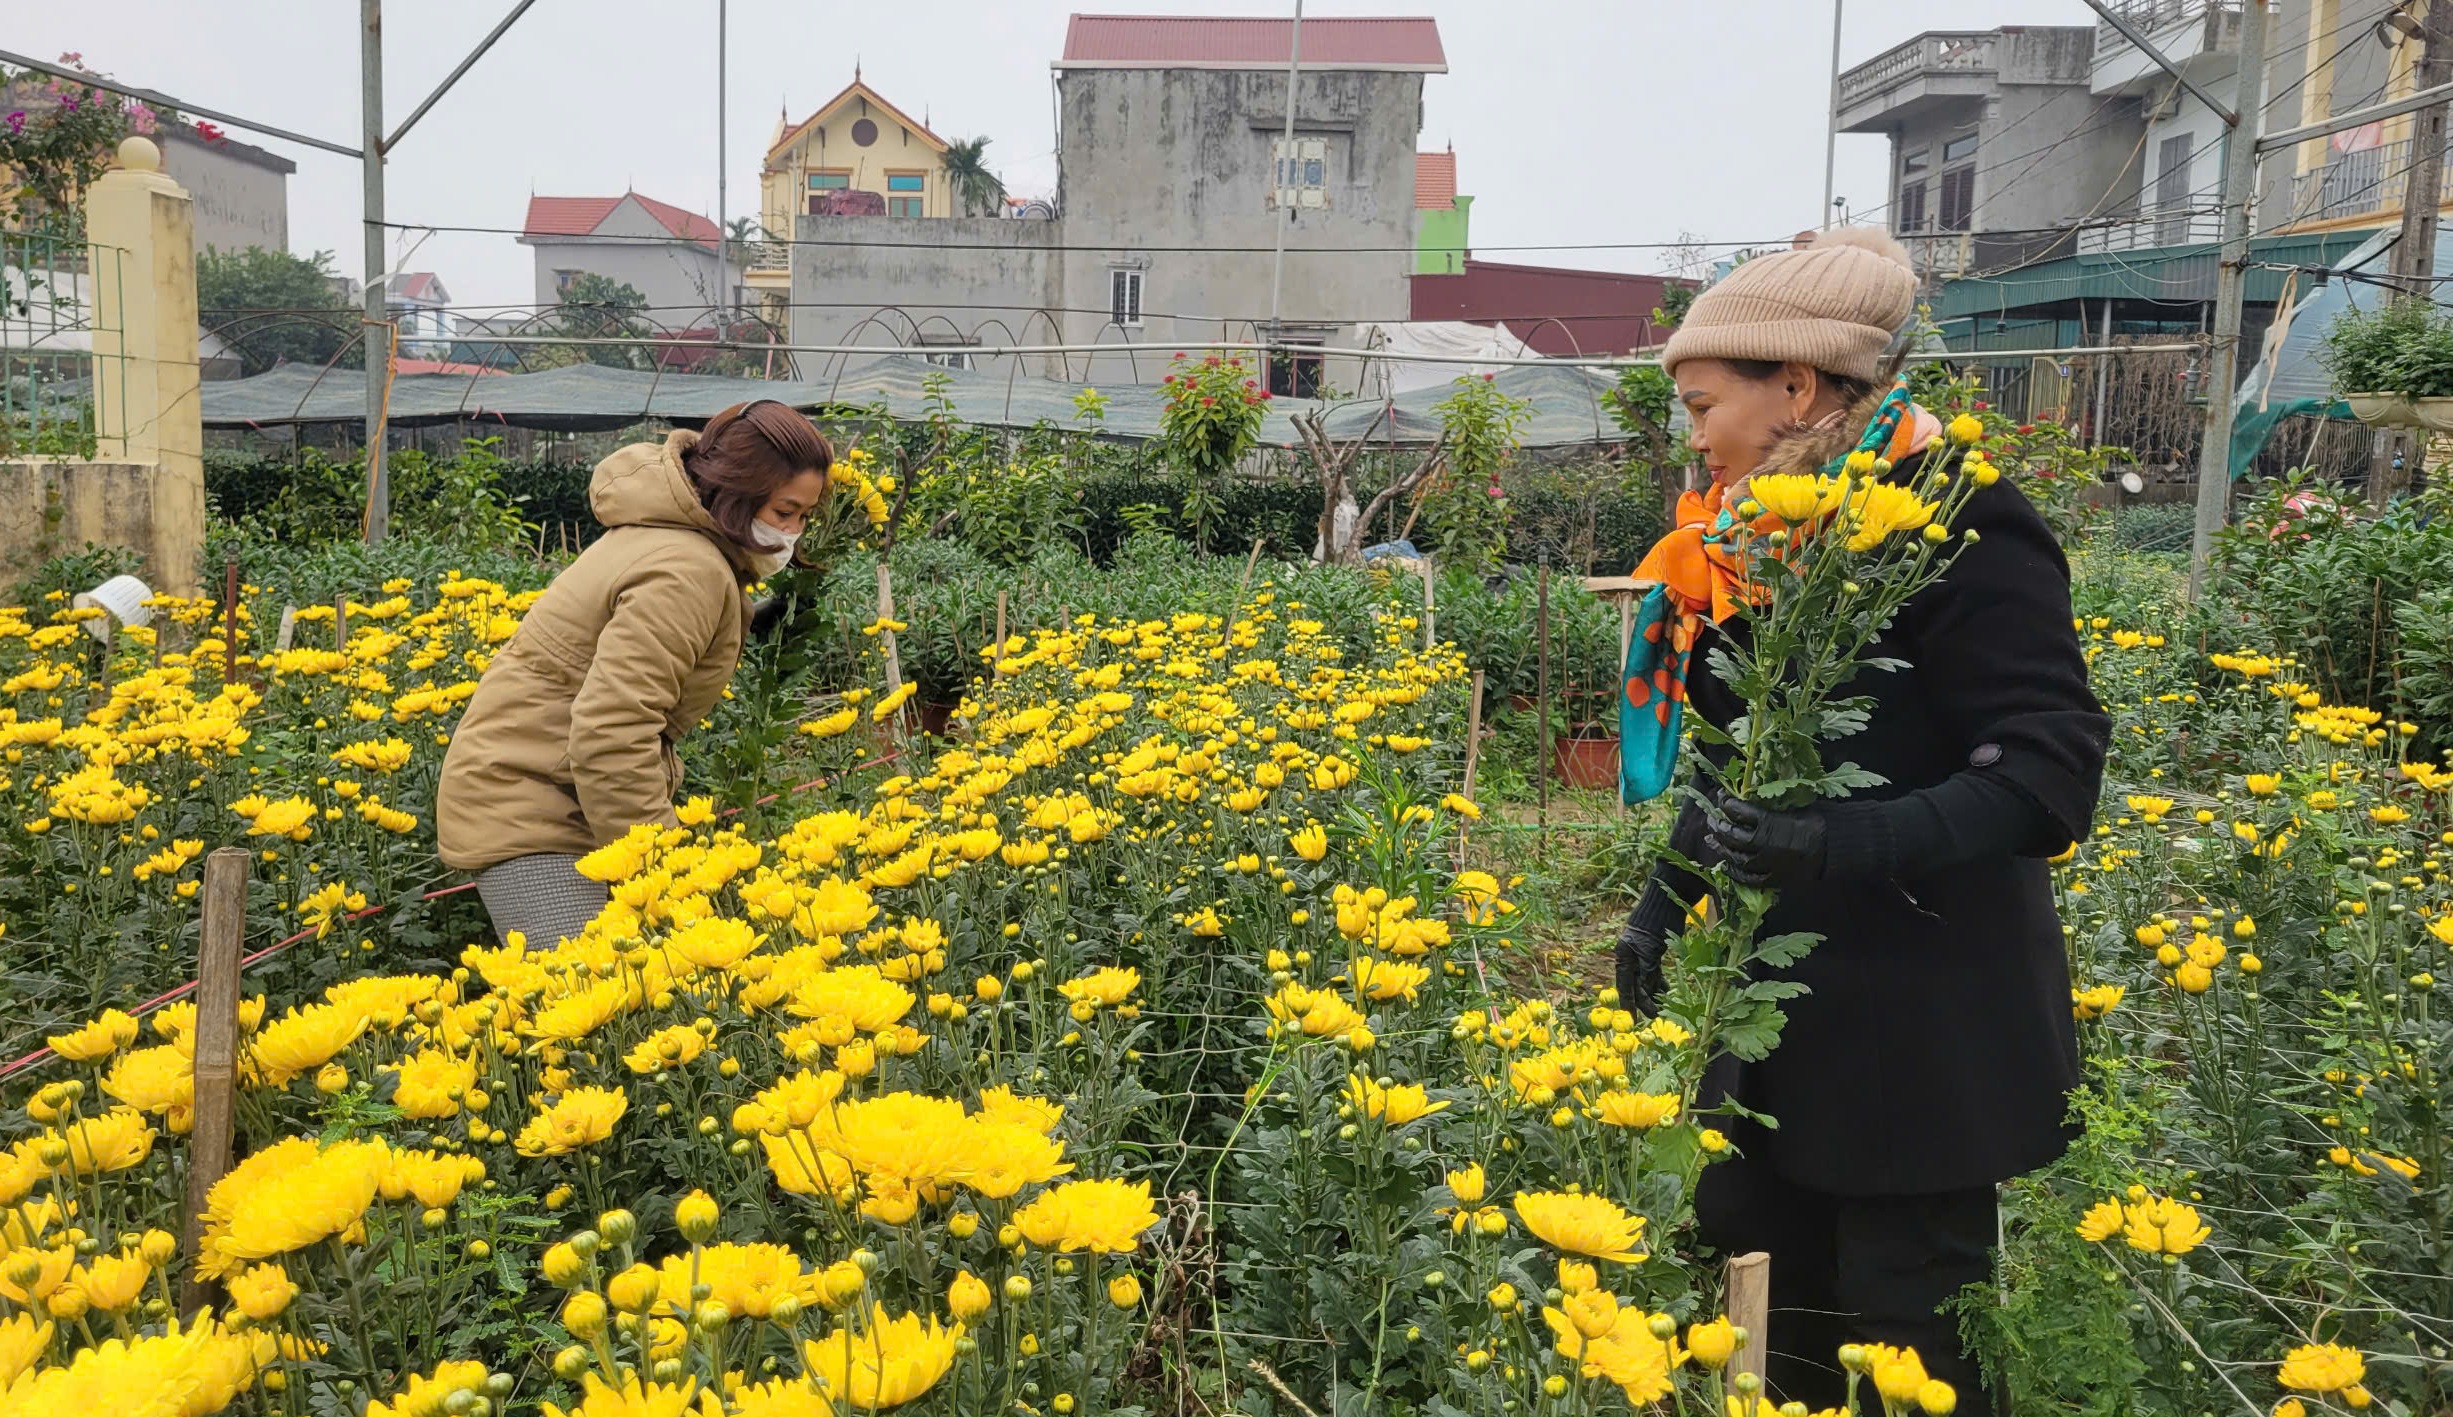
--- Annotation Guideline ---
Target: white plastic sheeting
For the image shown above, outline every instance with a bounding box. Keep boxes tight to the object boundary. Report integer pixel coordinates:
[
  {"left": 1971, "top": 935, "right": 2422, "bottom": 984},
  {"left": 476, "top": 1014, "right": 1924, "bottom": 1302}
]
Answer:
[{"left": 1349, "top": 321, "right": 1536, "bottom": 396}]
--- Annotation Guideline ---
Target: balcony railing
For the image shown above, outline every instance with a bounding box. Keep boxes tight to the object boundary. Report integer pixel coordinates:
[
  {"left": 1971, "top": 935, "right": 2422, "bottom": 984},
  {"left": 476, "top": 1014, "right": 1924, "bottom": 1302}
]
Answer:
[
  {"left": 734, "top": 240, "right": 789, "bottom": 273},
  {"left": 2075, "top": 209, "right": 2223, "bottom": 252},
  {"left": 1899, "top": 232, "right": 1975, "bottom": 282},
  {"left": 2288, "top": 139, "right": 2433, "bottom": 225},
  {"left": 2092, "top": 0, "right": 2238, "bottom": 58},
  {"left": 1838, "top": 31, "right": 1998, "bottom": 110}
]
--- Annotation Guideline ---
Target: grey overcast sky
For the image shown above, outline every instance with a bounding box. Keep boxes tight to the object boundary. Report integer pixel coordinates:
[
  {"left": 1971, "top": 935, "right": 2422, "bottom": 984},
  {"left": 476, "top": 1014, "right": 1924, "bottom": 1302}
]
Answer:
[{"left": 14, "top": 0, "right": 2096, "bottom": 310}]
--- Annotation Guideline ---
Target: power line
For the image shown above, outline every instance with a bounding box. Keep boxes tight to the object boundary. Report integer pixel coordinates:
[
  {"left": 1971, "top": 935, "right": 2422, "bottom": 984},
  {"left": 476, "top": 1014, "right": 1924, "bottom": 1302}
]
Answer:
[
  {"left": 204, "top": 298, "right": 1698, "bottom": 329},
  {"left": 379, "top": 220, "right": 1773, "bottom": 259}
]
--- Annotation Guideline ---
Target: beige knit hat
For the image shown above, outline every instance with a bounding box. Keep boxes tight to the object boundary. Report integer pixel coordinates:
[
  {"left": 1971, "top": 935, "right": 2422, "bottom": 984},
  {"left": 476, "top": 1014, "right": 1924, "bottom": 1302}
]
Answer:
[{"left": 1661, "top": 227, "right": 1918, "bottom": 383}]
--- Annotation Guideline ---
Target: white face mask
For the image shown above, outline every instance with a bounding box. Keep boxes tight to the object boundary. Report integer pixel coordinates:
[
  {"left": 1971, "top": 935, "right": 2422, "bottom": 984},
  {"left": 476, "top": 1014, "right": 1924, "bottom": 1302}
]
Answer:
[
  {"left": 749, "top": 518, "right": 800, "bottom": 553},
  {"left": 747, "top": 518, "right": 801, "bottom": 575}
]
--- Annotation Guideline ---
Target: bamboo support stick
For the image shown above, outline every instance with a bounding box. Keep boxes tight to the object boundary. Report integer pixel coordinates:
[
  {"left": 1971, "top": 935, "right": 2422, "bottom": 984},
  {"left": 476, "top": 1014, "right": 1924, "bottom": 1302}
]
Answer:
[
  {"left": 180, "top": 847, "right": 248, "bottom": 1315},
  {"left": 219, "top": 558, "right": 239, "bottom": 683},
  {"left": 1536, "top": 564, "right": 1552, "bottom": 852},
  {"left": 334, "top": 593, "right": 350, "bottom": 648},
  {"left": 1421, "top": 558, "right": 1436, "bottom": 652},
  {"left": 995, "top": 589, "right": 1008, "bottom": 655}
]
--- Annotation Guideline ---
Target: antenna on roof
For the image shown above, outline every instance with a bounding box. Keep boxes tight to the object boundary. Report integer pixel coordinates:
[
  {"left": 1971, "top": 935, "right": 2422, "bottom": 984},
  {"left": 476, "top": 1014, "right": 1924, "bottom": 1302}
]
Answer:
[{"left": 855, "top": 57, "right": 862, "bottom": 83}]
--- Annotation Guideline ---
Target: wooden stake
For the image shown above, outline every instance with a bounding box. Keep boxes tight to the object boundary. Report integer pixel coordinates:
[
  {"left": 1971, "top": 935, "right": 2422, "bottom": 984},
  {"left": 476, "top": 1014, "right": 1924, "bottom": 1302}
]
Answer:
[
  {"left": 273, "top": 606, "right": 298, "bottom": 653},
  {"left": 1461, "top": 669, "right": 1486, "bottom": 799},
  {"left": 1060, "top": 603, "right": 1073, "bottom": 629},
  {"left": 219, "top": 558, "right": 239, "bottom": 683},
  {"left": 1536, "top": 564, "right": 1552, "bottom": 851},
  {"left": 1420, "top": 557, "right": 1436, "bottom": 652},
  {"left": 994, "top": 589, "right": 1008, "bottom": 655},
  {"left": 1725, "top": 1251, "right": 1772, "bottom": 1389},
  {"left": 334, "top": 593, "right": 349, "bottom": 648},
  {"left": 180, "top": 847, "right": 249, "bottom": 1315}
]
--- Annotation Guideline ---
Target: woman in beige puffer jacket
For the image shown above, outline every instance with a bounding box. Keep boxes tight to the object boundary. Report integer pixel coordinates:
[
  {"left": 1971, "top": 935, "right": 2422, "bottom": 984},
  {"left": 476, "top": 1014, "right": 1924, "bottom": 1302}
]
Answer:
[{"left": 437, "top": 400, "right": 831, "bottom": 948}]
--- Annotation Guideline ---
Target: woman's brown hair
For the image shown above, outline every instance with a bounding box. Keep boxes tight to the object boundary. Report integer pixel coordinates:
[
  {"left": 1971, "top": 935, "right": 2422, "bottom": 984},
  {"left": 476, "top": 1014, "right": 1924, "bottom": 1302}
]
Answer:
[
  {"left": 1722, "top": 358, "right": 1879, "bottom": 412},
  {"left": 681, "top": 400, "right": 834, "bottom": 552}
]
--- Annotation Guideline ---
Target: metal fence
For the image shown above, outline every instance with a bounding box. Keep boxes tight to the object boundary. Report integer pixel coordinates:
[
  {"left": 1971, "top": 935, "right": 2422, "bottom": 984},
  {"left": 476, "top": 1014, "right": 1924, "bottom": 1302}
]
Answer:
[{"left": 0, "top": 230, "right": 125, "bottom": 458}]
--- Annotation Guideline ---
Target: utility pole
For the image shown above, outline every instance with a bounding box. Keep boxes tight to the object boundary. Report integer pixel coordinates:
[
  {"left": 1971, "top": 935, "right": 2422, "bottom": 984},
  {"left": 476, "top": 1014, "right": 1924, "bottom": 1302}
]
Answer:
[
  {"left": 1266, "top": 0, "right": 1305, "bottom": 337},
  {"left": 2373, "top": 0, "right": 2453, "bottom": 506},
  {"left": 361, "top": 0, "right": 389, "bottom": 544},
  {"left": 1823, "top": 0, "right": 1845, "bottom": 229},
  {"left": 716, "top": 0, "right": 729, "bottom": 336},
  {"left": 2185, "top": 0, "right": 2267, "bottom": 599}
]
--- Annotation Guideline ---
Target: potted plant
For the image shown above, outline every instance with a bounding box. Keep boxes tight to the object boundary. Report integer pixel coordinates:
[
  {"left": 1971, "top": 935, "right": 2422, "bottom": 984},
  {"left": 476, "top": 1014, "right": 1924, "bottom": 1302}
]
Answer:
[
  {"left": 1549, "top": 690, "right": 1623, "bottom": 792},
  {"left": 2321, "top": 299, "right": 2453, "bottom": 429}
]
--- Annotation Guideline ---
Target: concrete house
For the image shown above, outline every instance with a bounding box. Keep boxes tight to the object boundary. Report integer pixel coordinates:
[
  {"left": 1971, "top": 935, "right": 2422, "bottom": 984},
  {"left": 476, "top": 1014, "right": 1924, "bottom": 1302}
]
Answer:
[
  {"left": 518, "top": 193, "right": 727, "bottom": 334},
  {"left": 385, "top": 272, "right": 452, "bottom": 358},
  {"left": 786, "top": 13, "right": 1446, "bottom": 388},
  {"left": 158, "top": 124, "right": 294, "bottom": 256},
  {"left": 1836, "top": 25, "right": 2139, "bottom": 283}
]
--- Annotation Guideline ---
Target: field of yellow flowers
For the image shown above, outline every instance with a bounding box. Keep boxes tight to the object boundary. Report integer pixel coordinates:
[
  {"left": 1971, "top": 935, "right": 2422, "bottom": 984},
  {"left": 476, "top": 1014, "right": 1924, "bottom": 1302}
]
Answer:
[{"left": 0, "top": 530, "right": 2443, "bottom": 1415}]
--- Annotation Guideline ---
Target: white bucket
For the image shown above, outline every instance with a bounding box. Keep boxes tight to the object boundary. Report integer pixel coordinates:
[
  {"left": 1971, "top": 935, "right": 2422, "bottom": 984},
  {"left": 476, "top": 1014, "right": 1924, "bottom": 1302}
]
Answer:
[{"left": 71, "top": 574, "right": 156, "bottom": 643}]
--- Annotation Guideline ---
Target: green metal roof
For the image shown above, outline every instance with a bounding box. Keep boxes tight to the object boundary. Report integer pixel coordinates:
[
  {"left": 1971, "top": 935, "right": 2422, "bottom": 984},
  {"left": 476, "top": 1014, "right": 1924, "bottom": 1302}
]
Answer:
[{"left": 1934, "top": 229, "right": 2381, "bottom": 319}]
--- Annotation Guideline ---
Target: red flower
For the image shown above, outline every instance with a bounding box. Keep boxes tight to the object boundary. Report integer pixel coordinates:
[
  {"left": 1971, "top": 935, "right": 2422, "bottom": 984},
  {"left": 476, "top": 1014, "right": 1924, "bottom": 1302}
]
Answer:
[
  {"left": 2017, "top": 423, "right": 2036, "bottom": 435},
  {"left": 1974, "top": 401, "right": 1990, "bottom": 411},
  {"left": 1201, "top": 396, "right": 1215, "bottom": 406},
  {"left": 1486, "top": 485, "right": 1504, "bottom": 498},
  {"left": 1482, "top": 372, "right": 1496, "bottom": 381}
]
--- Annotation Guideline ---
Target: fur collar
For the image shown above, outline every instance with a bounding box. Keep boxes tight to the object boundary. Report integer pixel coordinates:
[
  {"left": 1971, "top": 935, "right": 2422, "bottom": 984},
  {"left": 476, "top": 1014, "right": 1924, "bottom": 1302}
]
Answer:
[{"left": 1754, "top": 388, "right": 1897, "bottom": 481}]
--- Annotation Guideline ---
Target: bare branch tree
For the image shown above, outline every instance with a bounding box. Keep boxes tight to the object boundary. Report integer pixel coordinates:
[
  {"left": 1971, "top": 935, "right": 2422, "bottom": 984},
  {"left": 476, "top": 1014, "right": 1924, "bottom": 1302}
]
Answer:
[{"left": 1292, "top": 407, "right": 1447, "bottom": 564}]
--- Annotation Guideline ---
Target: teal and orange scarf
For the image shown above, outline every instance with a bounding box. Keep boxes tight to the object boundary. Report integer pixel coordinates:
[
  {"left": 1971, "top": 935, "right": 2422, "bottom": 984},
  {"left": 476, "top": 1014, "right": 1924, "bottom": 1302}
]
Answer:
[{"left": 1619, "top": 379, "right": 1930, "bottom": 804}]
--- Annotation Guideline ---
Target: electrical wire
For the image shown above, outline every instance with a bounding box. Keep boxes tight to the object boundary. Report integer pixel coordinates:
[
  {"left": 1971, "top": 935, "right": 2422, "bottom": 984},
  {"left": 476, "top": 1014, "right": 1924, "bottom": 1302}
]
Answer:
[{"left": 379, "top": 220, "right": 1779, "bottom": 258}]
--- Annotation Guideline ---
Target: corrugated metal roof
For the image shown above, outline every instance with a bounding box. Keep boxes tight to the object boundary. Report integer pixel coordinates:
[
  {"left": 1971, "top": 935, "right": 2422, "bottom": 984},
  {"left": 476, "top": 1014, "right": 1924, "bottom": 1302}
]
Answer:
[
  {"left": 1058, "top": 15, "right": 1446, "bottom": 71},
  {"left": 1415, "top": 151, "right": 1457, "bottom": 210},
  {"left": 1935, "top": 230, "right": 2379, "bottom": 318}
]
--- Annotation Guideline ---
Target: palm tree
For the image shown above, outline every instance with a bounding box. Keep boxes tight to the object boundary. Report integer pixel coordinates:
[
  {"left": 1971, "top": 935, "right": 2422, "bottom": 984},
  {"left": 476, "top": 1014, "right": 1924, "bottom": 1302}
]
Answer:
[{"left": 940, "top": 137, "right": 1006, "bottom": 217}]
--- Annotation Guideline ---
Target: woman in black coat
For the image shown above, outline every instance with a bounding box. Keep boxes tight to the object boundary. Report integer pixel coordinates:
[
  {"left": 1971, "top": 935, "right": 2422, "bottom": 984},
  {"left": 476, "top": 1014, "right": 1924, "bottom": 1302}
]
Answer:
[{"left": 1625, "top": 228, "right": 2111, "bottom": 1409}]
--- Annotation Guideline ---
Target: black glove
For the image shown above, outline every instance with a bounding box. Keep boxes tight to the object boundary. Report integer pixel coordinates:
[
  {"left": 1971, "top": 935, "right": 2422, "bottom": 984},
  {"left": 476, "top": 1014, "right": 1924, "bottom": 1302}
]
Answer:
[
  {"left": 1703, "top": 793, "right": 1828, "bottom": 889},
  {"left": 1614, "top": 918, "right": 1665, "bottom": 1019}
]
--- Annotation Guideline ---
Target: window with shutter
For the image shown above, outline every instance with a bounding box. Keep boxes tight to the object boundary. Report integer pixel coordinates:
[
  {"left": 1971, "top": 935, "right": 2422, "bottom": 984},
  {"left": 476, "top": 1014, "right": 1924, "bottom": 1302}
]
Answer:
[
  {"left": 1938, "top": 168, "right": 1973, "bottom": 232},
  {"left": 2156, "top": 135, "right": 2193, "bottom": 243},
  {"left": 1896, "top": 180, "right": 1928, "bottom": 235},
  {"left": 1109, "top": 268, "right": 1143, "bottom": 328}
]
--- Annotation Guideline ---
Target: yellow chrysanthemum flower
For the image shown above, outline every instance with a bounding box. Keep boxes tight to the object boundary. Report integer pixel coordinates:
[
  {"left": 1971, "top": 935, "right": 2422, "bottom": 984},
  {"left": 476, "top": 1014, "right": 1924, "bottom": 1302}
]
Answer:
[
  {"left": 800, "top": 1305, "right": 963, "bottom": 1409},
  {"left": 1512, "top": 1190, "right": 1647, "bottom": 1264}
]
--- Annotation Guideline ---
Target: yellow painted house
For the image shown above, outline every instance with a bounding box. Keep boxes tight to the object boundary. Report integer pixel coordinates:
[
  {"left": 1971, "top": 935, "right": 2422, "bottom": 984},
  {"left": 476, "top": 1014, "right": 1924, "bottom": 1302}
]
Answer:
[{"left": 759, "top": 76, "right": 952, "bottom": 234}]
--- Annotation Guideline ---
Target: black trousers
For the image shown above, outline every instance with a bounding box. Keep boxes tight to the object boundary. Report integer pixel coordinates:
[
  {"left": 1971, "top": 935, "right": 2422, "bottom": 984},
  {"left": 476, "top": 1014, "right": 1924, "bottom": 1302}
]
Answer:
[{"left": 1695, "top": 1149, "right": 2001, "bottom": 1413}]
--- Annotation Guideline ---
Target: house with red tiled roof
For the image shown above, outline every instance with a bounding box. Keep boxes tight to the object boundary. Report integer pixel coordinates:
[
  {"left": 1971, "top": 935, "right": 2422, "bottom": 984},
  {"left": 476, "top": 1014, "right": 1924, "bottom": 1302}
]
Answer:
[
  {"left": 384, "top": 271, "right": 454, "bottom": 356},
  {"left": 1414, "top": 147, "right": 1469, "bottom": 276},
  {"left": 516, "top": 191, "right": 729, "bottom": 333}
]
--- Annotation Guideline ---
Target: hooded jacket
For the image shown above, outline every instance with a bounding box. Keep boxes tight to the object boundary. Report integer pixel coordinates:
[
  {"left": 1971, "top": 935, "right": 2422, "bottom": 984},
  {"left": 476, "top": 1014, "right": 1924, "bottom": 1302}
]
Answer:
[
  {"left": 1652, "top": 394, "right": 2111, "bottom": 1196},
  {"left": 437, "top": 431, "right": 751, "bottom": 872}
]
